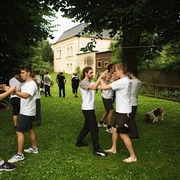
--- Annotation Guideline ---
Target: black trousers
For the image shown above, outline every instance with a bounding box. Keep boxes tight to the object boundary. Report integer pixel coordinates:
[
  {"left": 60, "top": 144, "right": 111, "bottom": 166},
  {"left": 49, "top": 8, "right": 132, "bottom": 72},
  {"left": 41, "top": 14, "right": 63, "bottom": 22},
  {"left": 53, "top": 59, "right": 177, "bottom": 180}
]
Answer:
[
  {"left": 45, "top": 85, "right": 51, "bottom": 96},
  {"left": 129, "top": 106, "right": 139, "bottom": 138},
  {"left": 36, "top": 99, "right": 41, "bottom": 124},
  {"left": 59, "top": 85, "right": 65, "bottom": 97},
  {"left": 76, "top": 110, "right": 100, "bottom": 151}
]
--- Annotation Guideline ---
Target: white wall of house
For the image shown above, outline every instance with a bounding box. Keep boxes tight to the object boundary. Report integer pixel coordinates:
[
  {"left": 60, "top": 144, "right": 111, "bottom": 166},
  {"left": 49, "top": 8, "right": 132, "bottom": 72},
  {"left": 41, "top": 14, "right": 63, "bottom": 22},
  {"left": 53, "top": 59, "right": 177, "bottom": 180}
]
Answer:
[
  {"left": 53, "top": 36, "right": 115, "bottom": 74},
  {"left": 77, "top": 52, "right": 96, "bottom": 74}
]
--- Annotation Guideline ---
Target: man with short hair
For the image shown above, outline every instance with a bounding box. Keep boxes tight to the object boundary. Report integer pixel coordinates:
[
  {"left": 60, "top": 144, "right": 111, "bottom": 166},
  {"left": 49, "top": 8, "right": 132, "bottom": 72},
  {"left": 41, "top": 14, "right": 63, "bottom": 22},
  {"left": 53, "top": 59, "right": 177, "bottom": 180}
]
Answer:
[
  {"left": 8, "top": 66, "right": 38, "bottom": 163},
  {"left": 101, "top": 63, "right": 137, "bottom": 163},
  {"left": 75, "top": 67, "right": 108, "bottom": 157},
  {"left": 56, "top": 72, "right": 66, "bottom": 97}
]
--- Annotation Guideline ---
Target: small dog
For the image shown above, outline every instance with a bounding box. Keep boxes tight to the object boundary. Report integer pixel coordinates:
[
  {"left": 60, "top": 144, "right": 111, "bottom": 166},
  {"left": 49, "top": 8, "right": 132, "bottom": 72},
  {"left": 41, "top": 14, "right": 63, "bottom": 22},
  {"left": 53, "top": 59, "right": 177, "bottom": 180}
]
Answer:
[{"left": 144, "top": 108, "right": 164, "bottom": 123}]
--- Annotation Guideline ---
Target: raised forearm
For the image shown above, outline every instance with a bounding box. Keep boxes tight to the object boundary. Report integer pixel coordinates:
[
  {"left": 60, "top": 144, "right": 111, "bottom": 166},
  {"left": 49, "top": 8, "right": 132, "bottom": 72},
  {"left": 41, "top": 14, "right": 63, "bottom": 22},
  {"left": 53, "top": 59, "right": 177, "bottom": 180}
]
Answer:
[{"left": 15, "top": 91, "right": 30, "bottom": 99}]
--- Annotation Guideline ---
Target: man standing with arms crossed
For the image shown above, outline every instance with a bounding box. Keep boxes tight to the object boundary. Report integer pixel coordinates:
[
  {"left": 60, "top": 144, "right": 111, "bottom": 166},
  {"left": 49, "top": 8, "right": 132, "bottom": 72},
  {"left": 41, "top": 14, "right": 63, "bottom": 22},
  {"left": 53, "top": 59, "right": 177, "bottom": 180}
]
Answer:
[
  {"left": 101, "top": 63, "right": 137, "bottom": 163},
  {"left": 8, "top": 66, "right": 38, "bottom": 163}
]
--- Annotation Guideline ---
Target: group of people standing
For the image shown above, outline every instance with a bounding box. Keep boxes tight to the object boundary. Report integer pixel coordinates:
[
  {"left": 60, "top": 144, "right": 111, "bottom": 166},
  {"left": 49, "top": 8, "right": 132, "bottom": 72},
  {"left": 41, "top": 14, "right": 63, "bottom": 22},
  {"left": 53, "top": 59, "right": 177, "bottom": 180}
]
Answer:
[
  {"left": 75, "top": 63, "right": 141, "bottom": 163},
  {"left": 56, "top": 71, "right": 80, "bottom": 98},
  {"left": 0, "top": 63, "right": 141, "bottom": 172},
  {"left": 0, "top": 66, "right": 40, "bottom": 171}
]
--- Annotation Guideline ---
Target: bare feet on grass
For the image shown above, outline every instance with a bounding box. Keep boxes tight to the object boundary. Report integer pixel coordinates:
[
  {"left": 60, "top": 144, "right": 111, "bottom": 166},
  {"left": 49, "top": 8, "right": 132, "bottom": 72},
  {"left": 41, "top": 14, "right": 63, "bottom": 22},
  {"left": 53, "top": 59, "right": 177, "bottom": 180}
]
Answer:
[
  {"left": 123, "top": 156, "right": 137, "bottom": 163},
  {"left": 104, "top": 148, "right": 117, "bottom": 154}
]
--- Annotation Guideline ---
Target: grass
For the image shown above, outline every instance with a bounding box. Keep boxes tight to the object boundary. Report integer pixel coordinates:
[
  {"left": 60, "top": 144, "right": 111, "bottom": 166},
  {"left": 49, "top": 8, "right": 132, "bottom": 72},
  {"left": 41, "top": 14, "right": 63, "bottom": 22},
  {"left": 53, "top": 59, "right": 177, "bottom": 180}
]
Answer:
[{"left": 0, "top": 73, "right": 180, "bottom": 180}]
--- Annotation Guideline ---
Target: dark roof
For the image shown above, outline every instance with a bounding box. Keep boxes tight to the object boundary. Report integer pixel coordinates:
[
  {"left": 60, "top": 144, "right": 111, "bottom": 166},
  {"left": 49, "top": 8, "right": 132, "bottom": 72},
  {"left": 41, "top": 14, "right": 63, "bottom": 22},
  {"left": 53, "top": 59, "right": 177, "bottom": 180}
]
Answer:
[{"left": 54, "top": 23, "right": 114, "bottom": 44}]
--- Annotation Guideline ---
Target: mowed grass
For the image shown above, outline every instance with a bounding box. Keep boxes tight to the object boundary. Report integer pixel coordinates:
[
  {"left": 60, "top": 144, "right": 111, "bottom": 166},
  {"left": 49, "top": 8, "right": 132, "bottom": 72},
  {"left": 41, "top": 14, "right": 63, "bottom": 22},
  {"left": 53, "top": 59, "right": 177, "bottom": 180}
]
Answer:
[{"left": 0, "top": 73, "right": 180, "bottom": 180}]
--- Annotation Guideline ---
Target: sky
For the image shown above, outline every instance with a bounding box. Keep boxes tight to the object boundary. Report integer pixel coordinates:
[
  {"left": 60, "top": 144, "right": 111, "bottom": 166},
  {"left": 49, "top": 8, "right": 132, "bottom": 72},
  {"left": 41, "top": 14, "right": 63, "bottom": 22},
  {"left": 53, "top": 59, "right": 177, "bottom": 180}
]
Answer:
[{"left": 48, "top": 11, "right": 80, "bottom": 44}]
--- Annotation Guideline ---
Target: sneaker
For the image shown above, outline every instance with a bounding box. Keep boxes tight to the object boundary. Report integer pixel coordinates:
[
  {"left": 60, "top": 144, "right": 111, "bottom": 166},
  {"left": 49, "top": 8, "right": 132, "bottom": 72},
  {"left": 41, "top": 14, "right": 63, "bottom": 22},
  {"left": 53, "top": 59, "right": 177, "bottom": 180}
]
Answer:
[
  {"left": 8, "top": 154, "right": 25, "bottom": 163},
  {"left": 75, "top": 142, "right": 88, "bottom": 147},
  {"left": 98, "top": 123, "right": 107, "bottom": 128},
  {"left": 106, "top": 128, "right": 112, "bottom": 133},
  {"left": 24, "top": 147, "right": 38, "bottom": 154},
  {"left": 0, "top": 162, "right": 16, "bottom": 171},
  {"left": 94, "top": 149, "right": 108, "bottom": 157}
]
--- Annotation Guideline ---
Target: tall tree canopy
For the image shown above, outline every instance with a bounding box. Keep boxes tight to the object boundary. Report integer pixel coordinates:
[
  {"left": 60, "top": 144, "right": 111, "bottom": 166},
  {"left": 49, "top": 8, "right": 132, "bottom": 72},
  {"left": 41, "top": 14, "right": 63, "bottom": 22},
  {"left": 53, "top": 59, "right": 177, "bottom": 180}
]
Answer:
[
  {"left": 51, "top": 0, "right": 180, "bottom": 70},
  {"left": 0, "top": 0, "right": 55, "bottom": 83}
]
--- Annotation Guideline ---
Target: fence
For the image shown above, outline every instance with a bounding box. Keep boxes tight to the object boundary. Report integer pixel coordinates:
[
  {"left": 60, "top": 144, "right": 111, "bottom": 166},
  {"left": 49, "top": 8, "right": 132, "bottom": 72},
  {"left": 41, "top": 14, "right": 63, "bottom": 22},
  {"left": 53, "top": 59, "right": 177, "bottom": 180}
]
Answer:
[{"left": 138, "top": 70, "right": 180, "bottom": 92}]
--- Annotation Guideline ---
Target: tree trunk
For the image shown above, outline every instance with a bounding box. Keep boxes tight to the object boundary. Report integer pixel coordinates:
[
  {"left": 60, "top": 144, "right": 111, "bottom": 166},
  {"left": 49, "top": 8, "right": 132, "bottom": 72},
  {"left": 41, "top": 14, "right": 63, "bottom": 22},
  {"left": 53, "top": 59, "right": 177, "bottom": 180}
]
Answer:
[{"left": 121, "top": 29, "right": 140, "bottom": 71}]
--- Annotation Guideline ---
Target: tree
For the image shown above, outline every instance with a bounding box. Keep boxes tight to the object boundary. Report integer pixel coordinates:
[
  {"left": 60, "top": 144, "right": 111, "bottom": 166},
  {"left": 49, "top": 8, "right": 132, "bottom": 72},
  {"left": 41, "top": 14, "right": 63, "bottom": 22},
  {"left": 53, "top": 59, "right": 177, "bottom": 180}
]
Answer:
[
  {"left": 80, "top": 39, "right": 97, "bottom": 53},
  {"left": 109, "top": 42, "right": 122, "bottom": 64},
  {"left": 50, "top": 0, "right": 180, "bottom": 70},
  {"left": 31, "top": 39, "right": 53, "bottom": 73},
  {"left": 41, "top": 40, "right": 54, "bottom": 64},
  {"left": 0, "top": 0, "right": 55, "bottom": 83}
]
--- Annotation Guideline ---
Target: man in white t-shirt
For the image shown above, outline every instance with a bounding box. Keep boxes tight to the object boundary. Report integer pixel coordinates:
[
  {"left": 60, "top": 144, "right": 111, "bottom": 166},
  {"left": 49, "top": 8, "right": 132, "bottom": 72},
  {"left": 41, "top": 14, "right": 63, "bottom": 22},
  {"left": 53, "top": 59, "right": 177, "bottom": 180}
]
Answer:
[
  {"left": 8, "top": 66, "right": 38, "bottom": 163},
  {"left": 129, "top": 70, "right": 141, "bottom": 138},
  {"left": 100, "top": 63, "right": 137, "bottom": 163},
  {"left": 98, "top": 74, "right": 114, "bottom": 133},
  {"left": 75, "top": 67, "right": 108, "bottom": 157},
  {"left": 9, "top": 68, "right": 23, "bottom": 129}
]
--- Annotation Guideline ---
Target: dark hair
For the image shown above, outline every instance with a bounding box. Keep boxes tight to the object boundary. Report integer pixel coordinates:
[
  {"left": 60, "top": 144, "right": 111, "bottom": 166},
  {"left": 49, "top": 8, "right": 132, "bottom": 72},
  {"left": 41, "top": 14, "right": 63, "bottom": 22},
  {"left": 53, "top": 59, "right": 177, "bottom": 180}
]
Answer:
[
  {"left": 21, "top": 66, "right": 33, "bottom": 76},
  {"left": 129, "top": 69, "right": 138, "bottom": 77},
  {"left": 107, "top": 64, "right": 114, "bottom": 72},
  {"left": 81, "top": 67, "right": 92, "bottom": 80},
  {"left": 13, "top": 68, "right": 21, "bottom": 75}
]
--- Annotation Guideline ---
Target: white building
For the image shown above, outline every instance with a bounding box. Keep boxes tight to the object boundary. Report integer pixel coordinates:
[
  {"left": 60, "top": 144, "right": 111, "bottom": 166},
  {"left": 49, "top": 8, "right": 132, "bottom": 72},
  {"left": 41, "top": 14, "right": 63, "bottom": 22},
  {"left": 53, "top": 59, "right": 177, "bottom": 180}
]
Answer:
[{"left": 52, "top": 23, "right": 116, "bottom": 74}]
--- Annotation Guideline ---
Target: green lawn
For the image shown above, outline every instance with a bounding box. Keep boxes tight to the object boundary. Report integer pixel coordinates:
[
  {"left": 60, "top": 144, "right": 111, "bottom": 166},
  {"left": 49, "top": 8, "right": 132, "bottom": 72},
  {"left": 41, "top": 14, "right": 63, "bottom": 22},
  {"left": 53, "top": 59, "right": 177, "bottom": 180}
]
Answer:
[{"left": 0, "top": 73, "right": 180, "bottom": 180}]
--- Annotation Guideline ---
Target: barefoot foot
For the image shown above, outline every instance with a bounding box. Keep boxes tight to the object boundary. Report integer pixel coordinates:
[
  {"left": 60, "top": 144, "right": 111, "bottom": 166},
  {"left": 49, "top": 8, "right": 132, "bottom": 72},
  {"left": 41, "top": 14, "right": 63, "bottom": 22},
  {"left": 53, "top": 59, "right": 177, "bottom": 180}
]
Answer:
[
  {"left": 104, "top": 149, "right": 117, "bottom": 154},
  {"left": 123, "top": 156, "right": 137, "bottom": 163}
]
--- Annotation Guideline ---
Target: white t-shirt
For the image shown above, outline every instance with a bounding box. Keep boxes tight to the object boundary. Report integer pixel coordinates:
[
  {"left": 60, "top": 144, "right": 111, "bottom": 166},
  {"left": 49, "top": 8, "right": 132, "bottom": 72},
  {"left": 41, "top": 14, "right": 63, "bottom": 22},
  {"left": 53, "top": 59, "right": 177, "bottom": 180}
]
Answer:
[
  {"left": 20, "top": 80, "right": 38, "bottom": 116},
  {"left": 130, "top": 78, "right": 141, "bottom": 106},
  {"left": 111, "top": 76, "right": 132, "bottom": 113},
  {"left": 9, "top": 77, "right": 22, "bottom": 98},
  {"left": 101, "top": 89, "right": 113, "bottom": 99},
  {"left": 80, "top": 79, "right": 95, "bottom": 110}
]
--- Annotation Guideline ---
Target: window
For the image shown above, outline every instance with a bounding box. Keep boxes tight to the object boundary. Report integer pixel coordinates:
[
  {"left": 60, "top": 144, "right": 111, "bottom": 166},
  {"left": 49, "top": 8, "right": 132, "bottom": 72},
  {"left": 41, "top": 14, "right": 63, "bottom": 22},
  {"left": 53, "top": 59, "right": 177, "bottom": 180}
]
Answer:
[
  {"left": 67, "top": 63, "right": 69, "bottom": 71},
  {"left": 104, "top": 61, "right": 109, "bottom": 68},
  {"left": 59, "top": 50, "right": 61, "bottom": 58},
  {"left": 97, "top": 61, "right": 102, "bottom": 68},
  {"left": 70, "top": 46, "right": 73, "bottom": 56},
  {"left": 67, "top": 47, "right": 69, "bottom": 56}
]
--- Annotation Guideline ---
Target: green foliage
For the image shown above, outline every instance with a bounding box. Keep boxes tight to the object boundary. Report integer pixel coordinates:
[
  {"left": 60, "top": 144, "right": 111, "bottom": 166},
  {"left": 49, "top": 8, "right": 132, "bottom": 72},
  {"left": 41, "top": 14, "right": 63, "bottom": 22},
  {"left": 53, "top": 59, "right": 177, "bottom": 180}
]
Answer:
[
  {"left": 139, "top": 85, "right": 180, "bottom": 101},
  {"left": 0, "top": 0, "right": 56, "bottom": 83},
  {"left": 154, "top": 41, "right": 180, "bottom": 71},
  {"left": 50, "top": 0, "right": 180, "bottom": 70},
  {"left": 138, "top": 40, "right": 180, "bottom": 71},
  {"left": 109, "top": 42, "right": 122, "bottom": 64},
  {"left": 41, "top": 41, "right": 54, "bottom": 64},
  {"left": 31, "top": 39, "right": 53, "bottom": 73},
  {"left": 0, "top": 73, "right": 180, "bottom": 179},
  {"left": 75, "top": 67, "right": 82, "bottom": 80}
]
